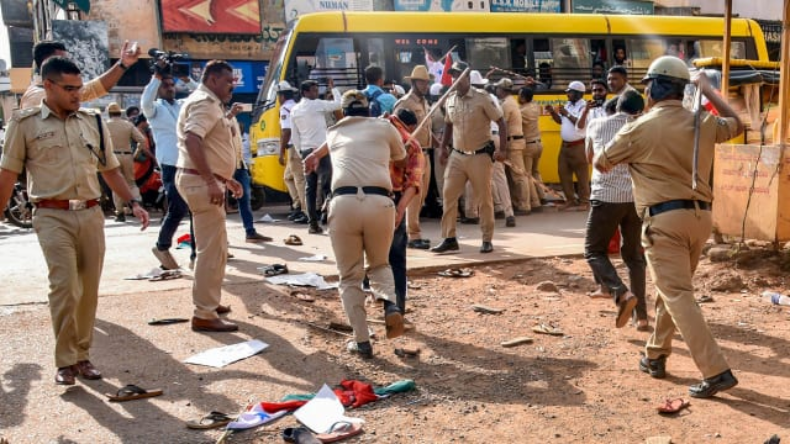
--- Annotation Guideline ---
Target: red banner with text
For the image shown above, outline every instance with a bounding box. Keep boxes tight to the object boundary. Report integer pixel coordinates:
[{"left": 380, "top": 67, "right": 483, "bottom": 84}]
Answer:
[{"left": 160, "top": 0, "right": 261, "bottom": 34}]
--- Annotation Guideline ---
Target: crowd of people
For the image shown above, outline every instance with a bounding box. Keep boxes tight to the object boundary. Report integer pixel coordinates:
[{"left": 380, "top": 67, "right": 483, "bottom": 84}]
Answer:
[{"left": 0, "top": 36, "right": 748, "bottom": 401}]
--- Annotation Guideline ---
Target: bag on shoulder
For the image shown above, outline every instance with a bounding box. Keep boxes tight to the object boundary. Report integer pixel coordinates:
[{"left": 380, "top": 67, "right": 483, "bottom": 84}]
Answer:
[{"left": 364, "top": 89, "right": 384, "bottom": 118}]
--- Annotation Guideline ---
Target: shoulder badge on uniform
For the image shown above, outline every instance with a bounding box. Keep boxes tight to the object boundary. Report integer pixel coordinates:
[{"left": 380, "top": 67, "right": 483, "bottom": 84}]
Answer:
[{"left": 12, "top": 106, "right": 40, "bottom": 122}]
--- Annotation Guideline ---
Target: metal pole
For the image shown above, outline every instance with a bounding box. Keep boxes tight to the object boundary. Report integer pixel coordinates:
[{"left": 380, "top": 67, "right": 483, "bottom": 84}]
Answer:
[{"left": 721, "top": 0, "right": 732, "bottom": 103}]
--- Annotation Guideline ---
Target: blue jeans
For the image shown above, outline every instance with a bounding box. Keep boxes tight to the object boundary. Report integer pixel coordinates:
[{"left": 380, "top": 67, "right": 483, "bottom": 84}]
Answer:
[
  {"left": 234, "top": 168, "right": 256, "bottom": 236},
  {"left": 157, "top": 165, "right": 194, "bottom": 258},
  {"left": 388, "top": 194, "right": 407, "bottom": 313}
]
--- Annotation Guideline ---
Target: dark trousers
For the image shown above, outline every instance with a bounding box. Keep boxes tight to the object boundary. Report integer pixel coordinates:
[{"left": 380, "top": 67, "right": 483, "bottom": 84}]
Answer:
[
  {"left": 302, "top": 149, "right": 331, "bottom": 225},
  {"left": 233, "top": 168, "right": 256, "bottom": 236},
  {"left": 388, "top": 194, "right": 407, "bottom": 313},
  {"left": 157, "top": 164, "right": 195, "bottom": 259},
  {"left": 584, "top": 200, "right": 647, "bottom": 320}
]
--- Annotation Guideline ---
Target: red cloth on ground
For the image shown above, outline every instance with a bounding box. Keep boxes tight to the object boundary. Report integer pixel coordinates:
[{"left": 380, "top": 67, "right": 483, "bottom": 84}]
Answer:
[
  {"left": 260, "top": 400, "right": 307, "bottom": 413},
  {"left": 339, "top": 379, "right": 378, "bottom": 408}
]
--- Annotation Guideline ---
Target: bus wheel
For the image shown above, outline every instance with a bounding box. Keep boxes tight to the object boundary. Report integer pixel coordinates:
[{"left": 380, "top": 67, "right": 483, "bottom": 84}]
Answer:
[{"left": 250, "top": 187, "right": 266, "bottom": 211}]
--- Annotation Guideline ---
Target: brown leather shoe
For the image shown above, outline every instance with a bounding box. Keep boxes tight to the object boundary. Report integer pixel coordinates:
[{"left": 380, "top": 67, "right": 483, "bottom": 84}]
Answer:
[
  {"left": 56, "top": 366, "right": 76, "bottom": 385},
  {"left": 75, "top": 360, "right": 102, "bottom": 380},
  {"left": 191, "top": 317, "right": 238, "bottom": 332},
  {"left": 216, "top": 304, "right": 231, "bottom": 315}
]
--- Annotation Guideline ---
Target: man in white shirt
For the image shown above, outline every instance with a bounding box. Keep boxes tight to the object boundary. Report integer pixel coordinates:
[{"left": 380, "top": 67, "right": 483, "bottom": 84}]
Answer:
[
  {"left": 290, "top": 79, "right": 341, "bottom": 234},
  {"left": 547, "top": 80, "right": 589, "bottom": 211},
  {"left": 276, "top": 81, "right": 307, "bottom": 223},
  {"left": 142, "top": 64, "right": 199, "bottom": 269}
]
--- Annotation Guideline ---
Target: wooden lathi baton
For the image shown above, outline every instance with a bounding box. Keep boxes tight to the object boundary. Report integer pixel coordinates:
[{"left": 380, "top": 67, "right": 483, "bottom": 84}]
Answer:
[{"left": 406, "top": 67, "right": 471, "bottom": 146}]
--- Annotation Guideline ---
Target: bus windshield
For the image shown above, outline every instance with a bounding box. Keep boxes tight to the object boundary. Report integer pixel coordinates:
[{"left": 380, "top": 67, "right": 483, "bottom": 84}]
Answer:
[{"left": 256, "top": 27, "right": 293, "bottom": 111}]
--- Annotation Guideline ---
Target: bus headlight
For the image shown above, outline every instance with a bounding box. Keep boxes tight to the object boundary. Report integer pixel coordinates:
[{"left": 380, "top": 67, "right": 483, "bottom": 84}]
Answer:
[{"left": 255, "top": 138, "right": 279, "bottom": 157}]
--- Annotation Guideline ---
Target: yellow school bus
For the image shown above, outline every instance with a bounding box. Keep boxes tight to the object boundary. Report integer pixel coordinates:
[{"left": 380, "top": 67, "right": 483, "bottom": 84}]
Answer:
[{"left": 250, "top": 11, "right": 769, "bottom": 197}]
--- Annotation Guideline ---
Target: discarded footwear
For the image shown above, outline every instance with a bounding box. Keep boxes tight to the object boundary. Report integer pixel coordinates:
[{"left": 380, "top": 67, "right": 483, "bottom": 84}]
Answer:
[
  {"left": 291, "top": 290, "right": 315, "bottom": 302},
  {"left": 316, "top": 421, "right": 363, "bottom": 443},
  {"left": 437, "top": 268, "right": 473, "bottom": 278},
  {"left": 394, "top": 346, "right": 421, "bottom": 357},
  {"left": 639, "top": 354, "right": 667, "bottom": 379},
  {"left": 246, "top": 232, "right": 273, "bottom": 243},
  {"left": 263, "top": 263, "right": 289, "bottom": 276},
  {"left": 501, "top": 337, "right": 534, "bottom": 347},
  {"left": 284, "top": 234, "right": 303, "bottom": 246},
  {"left": 616, "top": 292, "right": 637, "bottom": 328},
  {"left": 149, "top": 269, "right": 182, "bottom": 281},
  {"left": 186, "top": 411, "right": 233, "bottom": 429},
  {"left": 697, "top": 295, "right": 714, "bottom": 303},
  {"left": 283, "top": 427, "right": 322, "bottom": 444},
  {"left": 106, "top": 384, "right": 163, "bottom": 402},
  {"left": 148, "top": 317, "right": 189, "bottom": 326},
  {"left": 75, "top": 360, "right": 102, "bottom": 380},
  {"left": 471, "top": 304, "right": 504, "bottom": 314},
  {"left": 586, "top": 288, "right": 610, "bottom": 299},
  {"left": 431, "top": 238, "right": 459, "bottom": 254},
  {"left": 152, "top": 246, "right": 179, "bottom": 270},
  {"left": 532, "top": 323, "right": 564, "bottom": 336},
  {"left": 656, "top": 398, "right": 690, "bottom": 414},
  {"left": 688, "top": 369, "right": 738, "bottom": 398},
  {"left": 55, "top": 366, "right": 76, "bottom": 385}
]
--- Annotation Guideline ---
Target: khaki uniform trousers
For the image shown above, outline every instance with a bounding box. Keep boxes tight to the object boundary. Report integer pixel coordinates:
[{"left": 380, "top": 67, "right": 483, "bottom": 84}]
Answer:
[
  {"left": 505, "top": 139, "right": 532, "bottom": 211},
  {"left": 558, "top": 141, "right": 590, "bottom": 205},
  {"left": 283, "top": 146, "right": 306, "bottom": 211},
  {"left": 528, "top": 141, "right": 545, "bottom": 201},
  {"left": 34, "top": 206, "right": 105, "bottom": 368},
  {"left": 176, "top": 173, "right": 227, "bottom": 320},
  {"left": 406, "top": 148, "right": 431, "bottom": 241},
  {"left": 442, "top": 150, "right": 494, "bottom": 242},
  {"left": 643, "top": 208, "right": 730, "bottom": 379},
  {"left": 433, "top": 149, "right": 447, "bottom": 205},
  {"left": 492, "top": 162, "right": 513, "bottom": 216},
  {"left": 328, "top": 194, "right": 397, "bottom": 343},
  {"left": 112, "top": 153, "right": 141, "bottom": 212}
]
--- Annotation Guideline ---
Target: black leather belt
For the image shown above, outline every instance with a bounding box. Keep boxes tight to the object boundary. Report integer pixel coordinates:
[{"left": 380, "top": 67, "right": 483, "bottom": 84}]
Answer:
[
  {"left": 649, "top": 200, "right": 711, "bottom": 217},
  {"left": 508, "top": 135, "right": 524, "bottom": 141},
  {"left": 332, "top": 186, "right": 392, "bottom": 198},
  {"left": 114, "top": 151, "right": 133, "bottom": 155},
  {"left": 453, "top": 147, "right": 487, "bottom": 156}
]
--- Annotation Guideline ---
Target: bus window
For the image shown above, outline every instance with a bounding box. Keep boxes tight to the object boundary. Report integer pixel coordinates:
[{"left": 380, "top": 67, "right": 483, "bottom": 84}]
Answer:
[
  {"left": 626, "top": 38, "right": 665, "bottom": 82},
  {"left": 511, "top": 39, "right": 528, "bottom": 74},
  {"left": 550, "top": 38, "right": 591, "bottom": 90},
  {"left": 310, "top": 37, "right": 359, "bottom": 92},
  {"left": 466, "top": 37, "right": 510, "bottom": 73},
  {"left": 693, "top": 40, "right": 747, "bottom": 60}
]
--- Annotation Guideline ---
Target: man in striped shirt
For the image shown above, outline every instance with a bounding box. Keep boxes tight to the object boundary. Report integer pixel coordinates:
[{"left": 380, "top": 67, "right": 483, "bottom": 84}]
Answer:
[{"left": 584, "top": 90, "right": 648, "bottom": 330}]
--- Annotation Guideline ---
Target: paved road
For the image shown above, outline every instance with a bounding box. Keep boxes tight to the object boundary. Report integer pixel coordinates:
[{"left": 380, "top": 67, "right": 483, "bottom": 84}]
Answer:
[{"left": 0, "top": 204, "right": 587, "bottom": 306}]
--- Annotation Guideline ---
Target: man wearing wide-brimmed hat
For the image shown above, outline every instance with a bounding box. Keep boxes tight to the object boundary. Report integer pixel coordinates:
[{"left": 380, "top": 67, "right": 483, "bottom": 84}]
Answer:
[{"left": 394, "top": 65, "right": 432, "bottom": 250}]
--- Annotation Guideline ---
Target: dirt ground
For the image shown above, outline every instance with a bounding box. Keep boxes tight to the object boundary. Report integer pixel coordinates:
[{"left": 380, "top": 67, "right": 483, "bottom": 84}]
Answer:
[{"left": 1, "top": 245, "right": 789, "bottom": 443}]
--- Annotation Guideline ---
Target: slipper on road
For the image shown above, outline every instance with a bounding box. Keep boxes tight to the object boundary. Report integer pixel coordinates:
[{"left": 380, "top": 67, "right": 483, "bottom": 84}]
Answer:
[
  {"left": 186, "top": 411, "right": 233, "bottom": 429},
  {"left": 263, "top": 264, "right": 289, "bottom": 277},
  {"left": 284, "top": 234, "right": 303, "bottom": 246},
  {"left": 437, "top": 268, "right": 473, "bottom": 278},
  {"left": 106, "top": 384, "right": 163, "bottom": 402},
  {"left": 532, "top": 323, "right": 564, "bottom": 336},
  {"left": 316, "top": 421, "right": 363, "bottom": 443},
  {"left": 656, "top": 398, "right": 690, "bottom": 414},
  {"left": 147, "top": 317, "right": 189, "bottom": 326}
]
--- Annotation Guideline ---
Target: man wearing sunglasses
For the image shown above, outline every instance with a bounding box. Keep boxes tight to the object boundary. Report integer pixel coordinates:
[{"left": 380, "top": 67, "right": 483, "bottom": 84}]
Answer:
[{"left": 0, "top": 56, "right": 150, "bottom": 386}]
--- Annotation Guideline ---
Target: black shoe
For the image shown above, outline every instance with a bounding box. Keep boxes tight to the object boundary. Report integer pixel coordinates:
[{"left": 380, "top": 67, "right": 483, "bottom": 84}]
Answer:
[
  {"left": 308, "top": 223, "right": 323, "bottom": 234},
  {"left": 292, "top": 213, "right": 309, "bottom": 224},
  {"left": 407, "top": 239, "right": 430, "bottom": 250},
  {"left": 431, "top": 238, "right": 459, "bottom": 253},
  {"left": 320, "top": 212, "right": 328, "bottom": 225},
  {"left": 349, "top": 341, "right": 373, "bottom": 359},
  {"left": 460, "top": 217, "right": 479, "bottom": 225},
  {"left": 639, "top": 354, "right": 667, "bottom": 379},
  {"left": 494, "top": 211, "right": 505, "bottom": 220},
  {"left": 505, "top": 216, "right": 516, "bottom": 227},
  {"left": 480, "top": 241, "right": 493, "bottom": 253},
  {"left": 115, "top": 213, "right": 126, "bottom": 222},
  {"left": 689, "top": 369, "right": 738, "bottom": 398}
]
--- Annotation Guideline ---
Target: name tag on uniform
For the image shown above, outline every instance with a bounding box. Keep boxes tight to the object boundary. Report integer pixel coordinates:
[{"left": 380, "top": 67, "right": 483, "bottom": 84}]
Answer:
[{"left": 36, "top": 131, "right": 55, "bottom": 140}]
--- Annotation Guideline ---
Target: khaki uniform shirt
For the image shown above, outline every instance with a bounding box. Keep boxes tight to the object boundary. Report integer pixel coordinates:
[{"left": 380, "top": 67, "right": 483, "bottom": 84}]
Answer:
[
  {"left": 595, "top": 100, "right": 740, "bottom": 216},
  {"left": 520, "top": 102, "right": 542, "bottom": 142},
  {"left": 393, "top": 90, "right": 430, "bottom": 148},
  {"left": 106, "top": 117, "right": 147, "bottom": 154},
  {"left": 20, "top": 76, "right": 107, "bottom": 109},
  {"left": 176, "top": 84, "right": 236, "bottom": 180},
  {"left": 444, "top": 87, "right": 503, "bottom": 153},
  {"left": 500, "top": 95, "right": 523, "bottom": 143},
  {"left": 327, "top": 116, "right": 406, "bottom": 191},
  {"left": 0, "top": 103, "right": 120, "bottom": 201}
]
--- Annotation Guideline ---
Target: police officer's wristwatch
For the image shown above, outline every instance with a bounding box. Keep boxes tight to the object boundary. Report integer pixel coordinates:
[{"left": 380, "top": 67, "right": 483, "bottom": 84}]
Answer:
[{"left": 127, "top": 199, "right": 142, "bottom": 210}]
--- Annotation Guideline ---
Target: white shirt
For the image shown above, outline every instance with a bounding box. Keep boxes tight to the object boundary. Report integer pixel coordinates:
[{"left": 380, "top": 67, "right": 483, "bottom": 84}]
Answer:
[
  {"left": 560, "top": 99, "right": 587, "bottom": 142},
  {"left": 290, "top": 89, "right": 342, "bottom": 152},
  {"left": 141, "top": 76, "right": 199, "bottom": 166},
  {"left": 279, "top": 99, "right": 296, "bottom": 131}
]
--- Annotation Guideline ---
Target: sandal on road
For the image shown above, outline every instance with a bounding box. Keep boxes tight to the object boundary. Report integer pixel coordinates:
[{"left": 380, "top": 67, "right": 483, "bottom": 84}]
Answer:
[
  {"left": 657, "top": 398, "right": 690, "bottom": 414},
  {"left": 186, "top": 411, "right": 233, "bottom": 429},
  {"left": 437, "top": 268, "right": 473, "bottom": 278},
  {"left": 284, "top": 234, "right": 303, "bottom": 246},
  {"left": 105, "top": 384, "right": 163, "bottom": 402},
  {"left": 532, "top": 323, "right": 564, "bottom": 336},
  {"left": 147, "top": 317, "right": 189, "bottom": 326},
  {"left": 316, "top": 421, "right": 363, "bottom": 443},
  {"left": 263, "top": 264, "right": 289, "bottom": 277}
]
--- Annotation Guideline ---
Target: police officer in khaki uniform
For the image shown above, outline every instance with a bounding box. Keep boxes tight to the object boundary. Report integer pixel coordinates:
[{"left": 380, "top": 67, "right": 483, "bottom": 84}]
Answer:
[
  {"left": 0, "top": 57, "right": 150, "bottom": 385},
  {"left": 518, "top": 87, "right": 544, "bottom": 207},
  {"left": 304, "top": 90, "right": 407, "bottom": 358},
  {"left": 432, "top": 62, "right": 507, "bottom": 254},
  {"left": 106, "top": 102, "right": 150, "bottom": 222},
  {"left": 176, "top": 60, "right": 244, "bottom": 333},
  {"left": 595, "top": 56, "right": 744, "bottom": 398},
  {"left": 394, "top": 65, "right": 432, "bottom": 250},
  {"left": 493, "top": 78, "right": 531, "bottom": 220}
]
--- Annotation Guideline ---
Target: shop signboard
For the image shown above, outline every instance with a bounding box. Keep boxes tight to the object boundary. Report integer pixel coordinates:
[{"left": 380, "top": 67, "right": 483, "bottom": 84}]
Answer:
[
  {"left": 572, "top": 0, "right": 653, "bottom": 15},
  {"left": 393, "top": 0, "right": 495, "bottom": 11},
  {"left": 162, "top": 24, "right": 285, "bottom": 60},
  {"left": 161, "top": 0, "right": 262, "bottom": 34},
  {"left": 284, "top": 0, "right": 374, "bottom": 23},
  {"left": 490, "top": 0, "right": 560, "bottom": 13}
]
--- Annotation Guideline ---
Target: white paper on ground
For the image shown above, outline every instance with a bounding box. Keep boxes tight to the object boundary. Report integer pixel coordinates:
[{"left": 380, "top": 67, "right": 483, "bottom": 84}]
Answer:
[
  {"left": 257, "top": 214, "right": 280, "bottom": 223},
  {"left": 294, "top": 384, "right": 364, "bottom": 434},
  {"left": 265, "top": 272, "right": 337, "bottom": 290},
  {"left": 184, "top": 339, "right": 269, "bottom": 368},
  {"left": 124, "top": 267, "right": 166, "bottom": 280},
  {"left": 298, "top": 254, "right": 327, "bottom": 262}
]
